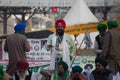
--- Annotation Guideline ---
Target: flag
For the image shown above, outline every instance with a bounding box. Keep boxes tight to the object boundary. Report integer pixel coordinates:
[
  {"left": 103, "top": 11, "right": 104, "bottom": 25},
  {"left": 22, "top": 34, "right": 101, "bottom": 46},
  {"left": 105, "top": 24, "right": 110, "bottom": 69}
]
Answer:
[{"left": 83, "top": 30, "right": 92, "bottom": 48}]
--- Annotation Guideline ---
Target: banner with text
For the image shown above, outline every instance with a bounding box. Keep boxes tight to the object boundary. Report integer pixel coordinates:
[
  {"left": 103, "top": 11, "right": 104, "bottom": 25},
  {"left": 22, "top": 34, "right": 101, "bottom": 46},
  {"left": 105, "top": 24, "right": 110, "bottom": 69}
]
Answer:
[{"left": 1, "top": 39, "right": 51, "bottom": 67}]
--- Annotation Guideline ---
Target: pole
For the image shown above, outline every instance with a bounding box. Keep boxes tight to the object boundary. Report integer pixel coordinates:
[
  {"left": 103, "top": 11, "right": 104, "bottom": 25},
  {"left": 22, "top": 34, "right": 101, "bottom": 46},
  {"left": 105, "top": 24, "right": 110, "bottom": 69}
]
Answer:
[{"left": 71, "top": 37, "right": 84, "bottom": 67}]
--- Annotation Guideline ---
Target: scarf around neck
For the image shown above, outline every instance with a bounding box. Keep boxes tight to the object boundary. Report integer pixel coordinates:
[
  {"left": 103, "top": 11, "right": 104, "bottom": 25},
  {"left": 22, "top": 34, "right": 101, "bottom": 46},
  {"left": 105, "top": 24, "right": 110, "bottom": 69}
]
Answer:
[
  {"left": 49, "top": 33, "right": 71, "bottom": 70},
  {"left": 53, "top": 70, "right": 68, "bottom": 80}
]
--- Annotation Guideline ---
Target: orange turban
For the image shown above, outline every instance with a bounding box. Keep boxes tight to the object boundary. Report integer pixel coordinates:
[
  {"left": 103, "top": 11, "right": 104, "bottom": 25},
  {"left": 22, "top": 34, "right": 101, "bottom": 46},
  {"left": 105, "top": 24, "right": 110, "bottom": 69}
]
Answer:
[{"left": 55, "top": 19, "right": 66, "bottom": 29}]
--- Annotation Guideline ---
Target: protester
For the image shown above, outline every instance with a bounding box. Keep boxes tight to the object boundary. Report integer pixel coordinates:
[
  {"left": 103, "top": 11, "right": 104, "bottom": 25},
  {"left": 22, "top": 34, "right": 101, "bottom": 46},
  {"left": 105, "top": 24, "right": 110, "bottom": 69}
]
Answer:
[
  {"left": 102, "top": 20, "right": 120, "bottom": 75},
  {"left": 13, "top": 61, "right": 31, "bottom": 80},
  {"left": 46, "top": 19, "right": 76, "bottom": 70},
  {"left": 90, "top": 57, "right": 113, "bottom": 80},
  {"left": 4, "top": 22, "right": 30, "bottom": 76},
  {"left": 94, "top": 24, "right": 107, "bottom": 57},
  {"left": 41, "top": 60, "right": 69, "bottom": 80},
  {"left": 69, "top": 65, "right": 87, "bottom": 80}
]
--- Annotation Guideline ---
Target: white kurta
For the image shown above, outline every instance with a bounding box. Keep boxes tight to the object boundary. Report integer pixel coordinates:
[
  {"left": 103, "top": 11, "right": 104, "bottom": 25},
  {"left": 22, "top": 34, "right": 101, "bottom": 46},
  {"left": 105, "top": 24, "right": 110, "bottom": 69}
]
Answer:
[
  {"left": 47, "top": 33, "right": 76, "bottom": 70},
  {"left": 51, "top": 34, "right": 70, "bottom": 70}
]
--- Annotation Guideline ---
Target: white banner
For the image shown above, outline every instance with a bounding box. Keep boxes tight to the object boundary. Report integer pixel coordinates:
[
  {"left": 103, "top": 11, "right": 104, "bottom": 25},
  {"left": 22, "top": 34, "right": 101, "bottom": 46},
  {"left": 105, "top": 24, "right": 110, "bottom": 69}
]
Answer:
[{"left": 1, "top": 38, "right": 51, "bottom": 67}]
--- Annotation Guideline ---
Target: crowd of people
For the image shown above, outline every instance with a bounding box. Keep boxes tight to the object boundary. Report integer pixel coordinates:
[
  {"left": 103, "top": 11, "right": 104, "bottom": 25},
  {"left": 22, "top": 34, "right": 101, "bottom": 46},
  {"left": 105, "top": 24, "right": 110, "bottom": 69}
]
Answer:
[{"left": 0, "top": 19, "right": 120, "bottom": 80}]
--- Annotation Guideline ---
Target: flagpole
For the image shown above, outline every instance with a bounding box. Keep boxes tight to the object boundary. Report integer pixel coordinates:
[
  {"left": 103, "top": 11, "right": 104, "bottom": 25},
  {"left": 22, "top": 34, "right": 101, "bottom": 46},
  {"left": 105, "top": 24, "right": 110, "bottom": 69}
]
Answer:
[
  {"left": 71, "top": 36, "right": 84, "bottom": 67},
  {"left": 70, "top": 26, "right": 92, "bottom": 67}
]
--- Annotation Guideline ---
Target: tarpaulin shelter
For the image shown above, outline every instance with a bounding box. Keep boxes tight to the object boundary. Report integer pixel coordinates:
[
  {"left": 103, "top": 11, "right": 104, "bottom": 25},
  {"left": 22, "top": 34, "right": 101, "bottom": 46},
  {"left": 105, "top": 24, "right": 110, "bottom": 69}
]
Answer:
[
  {"left": 0, "top": 29, "right": 53, "bottom": 39},
  {"left": 25, "top": 30, "right": 53, "bottom": 39}
]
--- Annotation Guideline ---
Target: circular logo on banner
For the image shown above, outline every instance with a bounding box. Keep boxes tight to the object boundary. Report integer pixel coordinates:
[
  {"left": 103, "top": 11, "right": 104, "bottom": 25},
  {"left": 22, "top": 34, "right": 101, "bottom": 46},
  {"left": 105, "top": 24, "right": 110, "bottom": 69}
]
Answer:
[
  {"left": 82, "top": 59, "right": 87, "bottom": 64},
  {"left": 34, "top": 46, "right": 39, "bottom": 51}
]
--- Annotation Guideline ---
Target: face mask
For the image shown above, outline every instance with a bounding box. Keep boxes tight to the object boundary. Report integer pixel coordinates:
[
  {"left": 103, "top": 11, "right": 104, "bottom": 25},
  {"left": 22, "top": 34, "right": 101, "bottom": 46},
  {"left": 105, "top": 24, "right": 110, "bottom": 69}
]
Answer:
[{"left": 56, "top": 29, "right": 64, "bottom": 36}]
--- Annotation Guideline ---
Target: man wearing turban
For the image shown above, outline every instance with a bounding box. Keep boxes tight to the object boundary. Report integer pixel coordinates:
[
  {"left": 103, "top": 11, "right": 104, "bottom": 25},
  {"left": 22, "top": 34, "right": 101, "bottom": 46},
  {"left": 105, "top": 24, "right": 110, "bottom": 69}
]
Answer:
[
  {"left": 4, "top": 22, "right": 30, "bottom": 76},
  {"left": 13, "top": 61, "right": 32, "bottom": 80},
  {"left": 90, "top": 57, "right": 113, "bottom": 80},
  {"left": 102, "top": 20, "right": 120, "bottom": 75},
  {"left": 41, "top": 60, "right": 69, "bottom": 80},
  {"left": 94, "top": 24, "right": 107, "bottom": 57},
  {"left": 46, "top": 19, "right": 76, "bottom": 70},
  {"left": 69, "top": 66, "right": 87, "bottom": 80}
]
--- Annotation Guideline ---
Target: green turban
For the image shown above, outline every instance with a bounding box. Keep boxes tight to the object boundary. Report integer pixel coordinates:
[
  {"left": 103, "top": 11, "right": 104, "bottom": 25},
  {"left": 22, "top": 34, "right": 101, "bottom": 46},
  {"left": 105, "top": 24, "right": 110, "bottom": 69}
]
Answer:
[
  {"left": 107, "top": 20, "right": 118, "bottom": 28},
  {"left": 97, "top": 24, "right": 107, "bottom": 31},
  {"left": 95, "top": 57, "right": 108, "bottom": 67},
  {"left": 72, "top": 65, "right": 83, "bottom": 73},
  {"left": 58, "top": 60, "right": 68, "bottom": 71}
]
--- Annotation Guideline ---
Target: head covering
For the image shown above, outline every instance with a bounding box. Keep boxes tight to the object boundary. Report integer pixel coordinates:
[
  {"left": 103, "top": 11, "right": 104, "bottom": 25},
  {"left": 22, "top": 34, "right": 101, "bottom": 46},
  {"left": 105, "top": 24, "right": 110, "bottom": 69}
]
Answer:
[
  {"left": 14, "top": 22, "right": 26, "bottom": 32},
  {"left": 97, "top": 24, "right": 107, "bottom": 31},
  {"left": 58, "top": 60, "right": 68, "bottom": 71},
  {"left": 107, "top": 20, "right": 118, "bottom": 28},
  {"left": 17, "top": 61, "right": 29, "bottom": 70},
  {"left": 95, "top": 57, "right": 108, "bottom": 67},
  {"left": 72, "top": 65, "right": 83, "bottom": 73},
  {"left": 55, "top": 19, "right": 66, "bottom": 29}
]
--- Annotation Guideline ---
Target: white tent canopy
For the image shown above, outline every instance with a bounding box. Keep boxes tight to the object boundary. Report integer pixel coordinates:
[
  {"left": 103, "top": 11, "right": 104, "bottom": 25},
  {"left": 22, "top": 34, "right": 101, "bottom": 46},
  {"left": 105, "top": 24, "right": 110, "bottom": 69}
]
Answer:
[
  {"left": 64, "top": 0, "right": 99, "bottom": 26},
  {"left": 63, "top": 0, "right": 99, "bottom": 49}
]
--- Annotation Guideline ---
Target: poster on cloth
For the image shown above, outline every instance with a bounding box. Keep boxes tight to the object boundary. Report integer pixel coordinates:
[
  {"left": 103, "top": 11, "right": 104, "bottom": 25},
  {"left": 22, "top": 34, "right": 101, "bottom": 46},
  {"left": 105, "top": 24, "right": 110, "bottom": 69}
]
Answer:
[
  {"left": 1, "top": 39, "right": 51, "bottom": 67},
  {"left": 27, "top": 39, "right": 50, "bottom": 61},
  {"left": 73, "top": 55, "right": 96, "bottom": 72}
]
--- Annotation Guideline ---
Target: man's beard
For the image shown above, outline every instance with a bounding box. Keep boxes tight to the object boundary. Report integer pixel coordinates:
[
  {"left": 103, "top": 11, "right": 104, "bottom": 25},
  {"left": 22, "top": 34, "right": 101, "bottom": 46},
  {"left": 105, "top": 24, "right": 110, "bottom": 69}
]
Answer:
[{"left": 56, "top": 29, "right": 64, "bottom": 36}]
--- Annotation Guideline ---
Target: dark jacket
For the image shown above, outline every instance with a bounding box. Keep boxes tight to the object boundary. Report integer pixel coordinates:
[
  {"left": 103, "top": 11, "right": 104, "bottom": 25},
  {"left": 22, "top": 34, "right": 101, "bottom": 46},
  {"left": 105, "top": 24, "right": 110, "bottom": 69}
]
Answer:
[{"left": 90, "top": 69, "right": 112, "bottom": 80}]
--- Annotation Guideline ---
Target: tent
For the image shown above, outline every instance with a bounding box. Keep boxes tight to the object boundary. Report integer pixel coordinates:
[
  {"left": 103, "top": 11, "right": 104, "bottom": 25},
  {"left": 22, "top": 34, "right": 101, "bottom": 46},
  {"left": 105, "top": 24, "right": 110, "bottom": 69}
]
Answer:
[
  {"left": 49, "top": 0, "right": 100, "bottom": 35},
  {"left": 64, "top": 0, "right": 99, "bottom": 26},
  {"left": 63, "top": 0, "right": 99, "bottom": 49}
]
